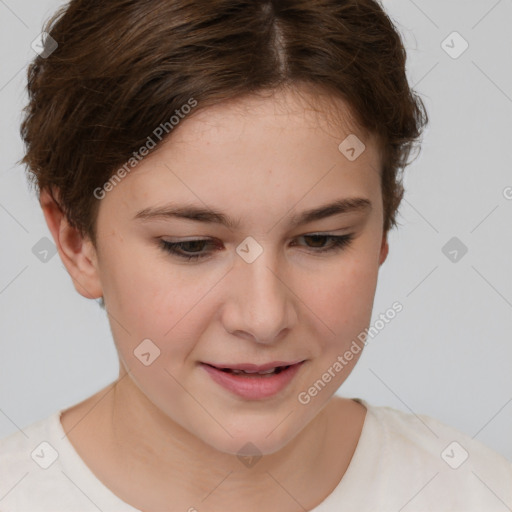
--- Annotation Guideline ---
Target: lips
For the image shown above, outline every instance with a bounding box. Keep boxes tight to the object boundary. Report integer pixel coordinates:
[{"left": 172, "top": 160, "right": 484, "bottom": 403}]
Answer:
[{"left": 201, "top": 360, "right": 305, "bottom": 399}]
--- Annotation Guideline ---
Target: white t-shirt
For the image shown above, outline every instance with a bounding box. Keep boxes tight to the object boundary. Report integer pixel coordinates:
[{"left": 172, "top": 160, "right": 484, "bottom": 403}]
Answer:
[{"left": 1, "top": 398, "right": 511, "bottom": 511}]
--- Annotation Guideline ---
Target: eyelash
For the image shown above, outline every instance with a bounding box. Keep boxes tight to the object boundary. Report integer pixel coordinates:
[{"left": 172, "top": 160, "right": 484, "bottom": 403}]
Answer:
[{"left": 159, "top": 234, "right": 355, "bottom": 261}]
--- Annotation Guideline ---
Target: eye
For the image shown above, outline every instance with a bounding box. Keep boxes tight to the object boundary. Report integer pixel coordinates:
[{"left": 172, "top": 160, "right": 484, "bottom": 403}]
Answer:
[
  {"left": 159, "top": 239, "right": 217, "bottom": 261},
  {"left": 292, "top": 234, "right": 355, "bottom": 253},
  {"left": 158, "top": 233, "right": 355, "bottom": 262}
]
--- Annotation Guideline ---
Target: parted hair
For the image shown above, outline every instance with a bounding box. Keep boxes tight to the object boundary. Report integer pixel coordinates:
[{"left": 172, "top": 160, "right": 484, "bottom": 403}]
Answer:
[{"left": 19, "top": 0, "right": 428, "bottom": 244}]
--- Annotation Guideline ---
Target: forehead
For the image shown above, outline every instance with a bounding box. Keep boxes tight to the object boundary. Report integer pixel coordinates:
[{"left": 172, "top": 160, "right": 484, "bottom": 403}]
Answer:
[
  {"left": 171, "top": 85, "right": 374, "bottom": 147},
  {"left": 99, "top": 86, "right": 383, "bottom": 229}
]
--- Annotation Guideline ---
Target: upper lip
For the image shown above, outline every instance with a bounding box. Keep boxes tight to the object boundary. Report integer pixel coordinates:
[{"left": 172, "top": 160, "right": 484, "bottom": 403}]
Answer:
[{"left": 203, "top": 360, "right": 305, "bottom": 371}]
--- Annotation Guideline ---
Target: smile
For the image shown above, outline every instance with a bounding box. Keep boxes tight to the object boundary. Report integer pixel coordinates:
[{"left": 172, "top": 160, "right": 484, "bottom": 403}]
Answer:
[{"left": 200, "top": 361, "right": 306, "bottom": 400}]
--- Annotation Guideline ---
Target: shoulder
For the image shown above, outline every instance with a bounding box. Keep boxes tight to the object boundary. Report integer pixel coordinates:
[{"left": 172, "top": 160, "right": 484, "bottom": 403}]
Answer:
[
  {"left": 0, "top": 412, "right": 58, "bottom": 474},
  {"left": 0, "top": 411, "right": 78, "bottom": 511},
  {"left": 354, "top": 399, "right": 512, "bottom": 510},
  {"left": 368, "top": 400, "right": 510, "bottom": 466}
]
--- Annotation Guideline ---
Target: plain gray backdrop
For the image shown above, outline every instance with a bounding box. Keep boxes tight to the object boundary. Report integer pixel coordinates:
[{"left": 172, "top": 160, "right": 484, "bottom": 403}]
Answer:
[{"left": 1, "top": 0, "right": 511, "bottom": 462}]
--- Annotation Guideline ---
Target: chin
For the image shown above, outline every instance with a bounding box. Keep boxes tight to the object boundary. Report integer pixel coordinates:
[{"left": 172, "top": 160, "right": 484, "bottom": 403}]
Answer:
[
  {"left": 194, "top": 411, "right": 309, "bottom": 458},
  {"left": 204, "top": 431, "right": 292, "bottom": 459}
]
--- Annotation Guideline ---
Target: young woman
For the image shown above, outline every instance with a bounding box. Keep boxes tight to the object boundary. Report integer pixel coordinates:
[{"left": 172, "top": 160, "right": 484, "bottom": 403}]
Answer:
[{"left": 1, "top": 0, "right": 510, "bottom": 510}]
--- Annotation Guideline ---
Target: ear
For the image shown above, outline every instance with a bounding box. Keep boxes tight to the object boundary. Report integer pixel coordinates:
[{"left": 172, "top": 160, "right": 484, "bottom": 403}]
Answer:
[
  {"left": 39, "top": 188, "right": 103, "bottom": 300},
  {"left": 379, "top": 233, "right": 389, "bottom": 266}
]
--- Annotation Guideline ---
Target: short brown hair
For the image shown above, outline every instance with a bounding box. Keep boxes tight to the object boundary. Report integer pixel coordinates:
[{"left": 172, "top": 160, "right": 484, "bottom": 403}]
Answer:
[{"left": 19, "top": 0, "right": 428, "bottom": 244}]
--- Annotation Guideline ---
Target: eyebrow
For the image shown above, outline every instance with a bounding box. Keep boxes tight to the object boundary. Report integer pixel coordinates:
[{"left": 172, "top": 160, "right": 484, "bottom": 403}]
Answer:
[{"left": 133, "top": 197, "right": 372, "bottom": 230}]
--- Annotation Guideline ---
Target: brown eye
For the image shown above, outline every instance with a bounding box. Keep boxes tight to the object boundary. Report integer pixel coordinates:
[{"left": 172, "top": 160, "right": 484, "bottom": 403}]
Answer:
[
  {"left": 303, "top": 235, "right": 329, "bottom": 248},
  {"left": 295, "top": 234, "right": 354, "bottom": 253},
  {"left": 159, "top": 239, "right": 216, "bottom": 261}
]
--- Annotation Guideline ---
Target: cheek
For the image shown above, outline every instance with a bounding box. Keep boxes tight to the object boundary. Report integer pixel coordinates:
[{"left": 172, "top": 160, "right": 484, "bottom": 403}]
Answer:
[
  {"left": 100, "top": 245, "right": 215, "bottom": 372},
  {"left": 99, "top": 237, "right": 179, "bottom": 323},
  {"left": 298, "top": 259, "right": 378, "bottom": 390},
  {"left": 300, "top": 252, "right": 379, "bottom": 336}
]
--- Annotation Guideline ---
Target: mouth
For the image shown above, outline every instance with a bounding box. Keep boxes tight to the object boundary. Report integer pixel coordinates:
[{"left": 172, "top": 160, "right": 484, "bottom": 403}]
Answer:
[
  {"left": 200, "top": 360, "right": 306, "bottom": 399},
  {"left": 202, "top": 360, "right": 304, "bottom": 376}
]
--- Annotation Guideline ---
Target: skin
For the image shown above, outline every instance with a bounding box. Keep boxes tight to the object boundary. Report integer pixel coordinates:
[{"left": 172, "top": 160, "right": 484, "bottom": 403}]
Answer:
[{"left": 40, "top": 85, "right": 389, "bottom": 512}]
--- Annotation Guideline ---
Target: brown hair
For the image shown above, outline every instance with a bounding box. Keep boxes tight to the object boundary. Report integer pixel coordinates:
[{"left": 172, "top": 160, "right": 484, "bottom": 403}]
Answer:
[{"left": 19, "top": 0, "right": 428, "bottom": 245}]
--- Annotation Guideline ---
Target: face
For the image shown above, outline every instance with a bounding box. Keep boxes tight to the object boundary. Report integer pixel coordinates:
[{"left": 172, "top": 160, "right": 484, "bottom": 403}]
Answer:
[{"left": 87, "top": 87, "right": 388, "bottom": 456}]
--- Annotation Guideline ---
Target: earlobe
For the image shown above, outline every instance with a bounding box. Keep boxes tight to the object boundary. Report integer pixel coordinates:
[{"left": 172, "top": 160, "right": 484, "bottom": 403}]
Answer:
[
  {"left": 39, "top": 188, "right": 103, "bottom": 300},
  {"left": 379, "top": 235, "right": 389, "bottom": 265}
]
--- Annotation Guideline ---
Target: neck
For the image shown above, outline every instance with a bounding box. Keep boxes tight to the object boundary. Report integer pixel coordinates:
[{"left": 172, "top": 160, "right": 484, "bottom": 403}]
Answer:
[{"left": 62, "top": 371, "right": 365, "bottom": 512}]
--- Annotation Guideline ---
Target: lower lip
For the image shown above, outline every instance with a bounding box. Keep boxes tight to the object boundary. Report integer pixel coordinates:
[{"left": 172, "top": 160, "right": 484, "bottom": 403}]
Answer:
[{"left": 201, "top": 362, "right": 305, "bottom": 400}]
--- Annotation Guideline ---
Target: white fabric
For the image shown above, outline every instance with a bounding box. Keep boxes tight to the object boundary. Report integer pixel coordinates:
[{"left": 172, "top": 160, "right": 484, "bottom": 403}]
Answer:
[{"left": 1, "top": 398, "right": 511, "bottom": 511}]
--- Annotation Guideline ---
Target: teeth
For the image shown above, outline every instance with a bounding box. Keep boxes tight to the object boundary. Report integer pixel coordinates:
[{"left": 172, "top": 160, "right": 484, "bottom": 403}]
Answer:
[
  {"left": 222, "top": 365, "right": 291, "bottom": 375},
  {"left": 233, "top": 368, "right": 276, "bottom": 375}
]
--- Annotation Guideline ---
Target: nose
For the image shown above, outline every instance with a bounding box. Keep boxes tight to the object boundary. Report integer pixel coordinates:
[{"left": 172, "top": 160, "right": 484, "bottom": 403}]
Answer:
[{"left": 222, "top": 248, "right": 297, "bottom": 345}]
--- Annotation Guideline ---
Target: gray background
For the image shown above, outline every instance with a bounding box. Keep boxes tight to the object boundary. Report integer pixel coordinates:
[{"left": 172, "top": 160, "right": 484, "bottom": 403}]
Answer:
[{"left": 1, "top": 0, "right": 511, "bottom": 462}]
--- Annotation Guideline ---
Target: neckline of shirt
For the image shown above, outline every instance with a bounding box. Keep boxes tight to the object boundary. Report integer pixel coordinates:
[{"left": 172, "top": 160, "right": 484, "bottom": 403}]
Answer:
[{"left": 49, "top": 397, "right": 382, "bottom": 511}]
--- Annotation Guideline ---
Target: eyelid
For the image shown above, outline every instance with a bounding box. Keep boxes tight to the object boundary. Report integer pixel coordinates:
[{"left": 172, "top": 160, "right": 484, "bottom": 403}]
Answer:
[
  {"left": 158, "top": 232, "right": 355, "bottom": 262},
  {"left": 160, "top": 229, "right": 352, "bottom": 243}
]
